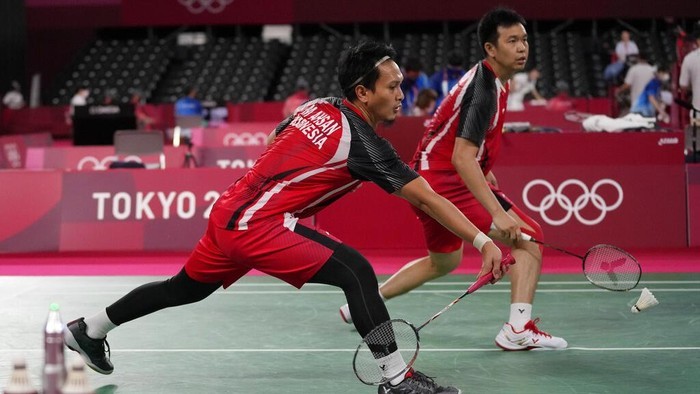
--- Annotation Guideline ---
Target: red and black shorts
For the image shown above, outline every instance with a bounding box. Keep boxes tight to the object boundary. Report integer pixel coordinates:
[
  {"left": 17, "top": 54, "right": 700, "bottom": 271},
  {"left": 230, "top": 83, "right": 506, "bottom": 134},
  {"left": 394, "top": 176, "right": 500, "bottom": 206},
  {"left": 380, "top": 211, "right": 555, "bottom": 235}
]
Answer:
[
  {"left": 414, "top": 170, "right": 514, "bottom": 253},
  {"left": 184, "top": 215, "right": 340, "bottom": 289}
]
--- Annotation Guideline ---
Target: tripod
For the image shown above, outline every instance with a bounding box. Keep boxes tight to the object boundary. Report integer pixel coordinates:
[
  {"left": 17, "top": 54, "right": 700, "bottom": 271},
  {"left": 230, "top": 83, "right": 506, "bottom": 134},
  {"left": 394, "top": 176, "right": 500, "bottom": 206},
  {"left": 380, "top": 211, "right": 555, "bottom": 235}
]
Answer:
[{"left": 182, "top": 136, "right": 198, "bottom": 168}]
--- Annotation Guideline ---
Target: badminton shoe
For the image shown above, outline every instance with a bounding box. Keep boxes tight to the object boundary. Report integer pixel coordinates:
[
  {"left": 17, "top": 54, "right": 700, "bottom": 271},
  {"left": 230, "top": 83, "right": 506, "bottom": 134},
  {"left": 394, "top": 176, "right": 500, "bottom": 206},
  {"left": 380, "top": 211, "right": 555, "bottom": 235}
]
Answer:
[
  {"left": 339, "top": 303, "right": 353, "bottom": 324},
  {"left": 494, "top": 318, "right": 568, "bottom": 351},
  {"left": 64, "top": 318, "right": 114, "bottom": 374},
  {"left": 378, "top": 369, "right": 461, "bottom": 394}
]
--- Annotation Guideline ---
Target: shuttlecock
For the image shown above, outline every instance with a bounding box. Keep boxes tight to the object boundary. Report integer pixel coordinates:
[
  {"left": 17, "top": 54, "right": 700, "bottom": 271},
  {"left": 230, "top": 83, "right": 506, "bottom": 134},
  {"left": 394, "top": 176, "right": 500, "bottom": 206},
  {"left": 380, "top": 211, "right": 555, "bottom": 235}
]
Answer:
[
  {"left": 3, "top": 358, "right": 38, "bottom": 394},
  {"left": 60, "top": 359, "right": 94, "bottom": 394},
  {"left": 631, "top": 287, "right": 659, "bottom": 313}
]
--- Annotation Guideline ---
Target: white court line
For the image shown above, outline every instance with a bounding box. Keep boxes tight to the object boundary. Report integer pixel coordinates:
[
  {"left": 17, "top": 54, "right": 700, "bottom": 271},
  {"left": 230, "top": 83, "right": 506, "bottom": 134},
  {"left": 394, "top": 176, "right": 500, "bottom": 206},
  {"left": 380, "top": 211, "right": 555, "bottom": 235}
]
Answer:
[
  {"left": 2, "top": 347, "right": 699, "bottom": 353},
  {"left": 214, "top": 288, "right": 700, "bottom": 294},
  {"left": 179, "top": 280, "right": 700, "bottom": 286},
  {"left": 22, "top": 280, "right": 700, "bottom": 289},
  {"left": 22, "top": 288, "right": 700, "bottom": 296}
]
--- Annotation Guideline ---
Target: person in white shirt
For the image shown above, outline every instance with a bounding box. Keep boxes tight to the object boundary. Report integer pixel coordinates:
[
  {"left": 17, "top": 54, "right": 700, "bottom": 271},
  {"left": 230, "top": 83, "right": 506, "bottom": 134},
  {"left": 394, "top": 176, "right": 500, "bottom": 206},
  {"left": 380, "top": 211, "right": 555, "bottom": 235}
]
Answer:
[
  {"left": 605, "top": 30, "right": 640, "bottom": 82},
  {"left": 680, "top": 27, "right": 700, "bottom": 123},
  {"left": 66, "top": 87, "right": 90, "bottom": 125},
  {"left": 615, "top": 30, "right": 639, "bottom": 65},
  {"left": 617, "top": 52, "right": 655, "bottom": 112},
  {"left": 508, "top": 67, "right": 545, "bottom": 111},
  {"left": 2, "top": 81, "right": 24, "bottom": 110},
  {"left": 70, "top": 87, "right": 90, "bottom": 107}
]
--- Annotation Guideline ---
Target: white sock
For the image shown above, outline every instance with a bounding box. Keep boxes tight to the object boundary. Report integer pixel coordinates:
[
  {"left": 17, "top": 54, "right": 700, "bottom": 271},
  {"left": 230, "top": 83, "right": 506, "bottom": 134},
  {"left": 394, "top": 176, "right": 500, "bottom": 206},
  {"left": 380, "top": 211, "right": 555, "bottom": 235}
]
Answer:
[
  {"left": 84, "top": 310, "right": 118, "bottom": 339},
  {"left": 509, "top": 303, "right": 532, "bottom": 331},
  {"left": 375, "top": 351, "right": 408, "bottom": 386}
]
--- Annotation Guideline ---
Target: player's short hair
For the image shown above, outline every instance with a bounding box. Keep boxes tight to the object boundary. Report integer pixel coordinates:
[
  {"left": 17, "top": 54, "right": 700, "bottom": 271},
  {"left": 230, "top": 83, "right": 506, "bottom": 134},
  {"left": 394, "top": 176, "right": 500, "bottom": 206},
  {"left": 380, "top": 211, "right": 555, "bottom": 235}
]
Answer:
[
  {"left": 477, "top": 7, "right": 527, "bottom": 56},
  {"left": 338, "top": 40, "right": 397, "bottom": 101}
]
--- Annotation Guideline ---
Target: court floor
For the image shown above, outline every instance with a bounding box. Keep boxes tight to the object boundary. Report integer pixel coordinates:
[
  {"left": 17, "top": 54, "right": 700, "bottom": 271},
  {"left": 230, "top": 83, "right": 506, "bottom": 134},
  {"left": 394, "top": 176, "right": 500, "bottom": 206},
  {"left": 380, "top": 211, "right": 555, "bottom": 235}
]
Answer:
[{"left": 1, "top": 273, "right": 699, "bottom": 393}]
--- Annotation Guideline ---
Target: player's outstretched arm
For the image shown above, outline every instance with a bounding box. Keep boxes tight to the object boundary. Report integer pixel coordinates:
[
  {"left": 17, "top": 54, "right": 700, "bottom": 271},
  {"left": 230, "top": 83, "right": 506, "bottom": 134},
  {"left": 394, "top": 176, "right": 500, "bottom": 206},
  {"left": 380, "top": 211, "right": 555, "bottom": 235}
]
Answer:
[
  {"left": 452, "top": 137, "right": 520, "bottom": 241},
  {"left": 395, "top": 176, "right": 504, "bottom": 280}
]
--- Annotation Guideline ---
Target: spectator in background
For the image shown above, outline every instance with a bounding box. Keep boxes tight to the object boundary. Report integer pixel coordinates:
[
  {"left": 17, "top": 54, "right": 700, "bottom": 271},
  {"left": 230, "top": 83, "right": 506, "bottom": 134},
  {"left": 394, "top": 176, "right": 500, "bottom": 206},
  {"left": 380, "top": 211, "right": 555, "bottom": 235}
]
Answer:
[
  {"left": 630, "top": 65, "right": 671, "bottom": 122},
  {"left": 604, "top": 30, "right": 639, "bottom": 83},
  {"left": 130, "top": 91, "right": 155, "bottom": 130},
  {"left": 282, "top": 77, "right": 311, "bottom": 118},
  {"left": 617, "top": 52, "right": 655, "bottom": 113},
  {"left": 410, "top": 88, "right": 438, "bottom": 117},
  {"left": 2, "top": 81, "right": 25, "bottom": 109},
  {"left": 679, "top": 23, "right": 700, "bottom": 124},
  {"left": 400, "top": 56, "right": 430, "bottom": 115},
  {"left": 429, "top": 49, "right": 466, "bottom": 107},
  {"left": 67, "top": 87, "right": 90, "bottom": 125},
  {"left": 507, "top": 67, "right": 544, "bottom": 111},
  {"left": 175, "top": 86, "right": 203, "bottom": 118},
  {"left": 546, "top": 81, "right": 574, "bottom": 111},
  {"left": 70, "top": 87, "right": 90, "bottom": 107},
  {"left": 101, "top": 89, "right": 117, "bottom": 105}
]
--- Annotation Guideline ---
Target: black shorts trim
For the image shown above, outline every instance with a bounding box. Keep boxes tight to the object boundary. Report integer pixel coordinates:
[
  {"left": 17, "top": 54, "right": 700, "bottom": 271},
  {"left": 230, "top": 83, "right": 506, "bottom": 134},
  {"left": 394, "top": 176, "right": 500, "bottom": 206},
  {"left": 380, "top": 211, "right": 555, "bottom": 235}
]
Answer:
[{"left": 293, "top": 222, "right": 341, "bottom": 251}]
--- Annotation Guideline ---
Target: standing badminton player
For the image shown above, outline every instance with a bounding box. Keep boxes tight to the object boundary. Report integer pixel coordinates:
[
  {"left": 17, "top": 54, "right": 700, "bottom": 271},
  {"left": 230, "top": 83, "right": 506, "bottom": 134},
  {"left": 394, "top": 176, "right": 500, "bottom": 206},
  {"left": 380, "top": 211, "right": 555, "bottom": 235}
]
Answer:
[
  {"left": 64, "top": 41, "right": 504, "bottom": 393},
  {"left": 339, "top": 8, "right": 567, "bottom": 351}
]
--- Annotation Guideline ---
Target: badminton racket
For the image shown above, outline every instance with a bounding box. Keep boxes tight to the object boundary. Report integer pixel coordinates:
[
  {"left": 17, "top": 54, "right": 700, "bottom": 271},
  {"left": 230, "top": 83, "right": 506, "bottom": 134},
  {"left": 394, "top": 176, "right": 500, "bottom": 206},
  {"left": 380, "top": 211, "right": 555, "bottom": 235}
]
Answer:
[
  {"left": 352, "top": 254, "right": 515, "bottom": 385},
  {"left": 491, "top": 224, "right": 640, "bottom": 291}
]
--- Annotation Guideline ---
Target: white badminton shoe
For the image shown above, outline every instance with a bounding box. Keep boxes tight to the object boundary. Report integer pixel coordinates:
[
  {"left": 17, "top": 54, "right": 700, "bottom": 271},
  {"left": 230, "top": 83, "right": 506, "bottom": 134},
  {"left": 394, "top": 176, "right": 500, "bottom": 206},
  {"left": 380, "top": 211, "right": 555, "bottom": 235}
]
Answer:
[
  {"left": 339, "top": 303, "right": 353, "bottom": 324},
  {"left": 495, "top": 318, "right": 568, "bottom": 351}
]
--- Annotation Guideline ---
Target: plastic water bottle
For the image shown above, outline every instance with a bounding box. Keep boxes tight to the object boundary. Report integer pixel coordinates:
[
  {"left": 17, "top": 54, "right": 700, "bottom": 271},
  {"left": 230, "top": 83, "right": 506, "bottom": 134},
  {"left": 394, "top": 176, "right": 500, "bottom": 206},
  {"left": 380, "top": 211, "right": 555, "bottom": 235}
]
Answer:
[{"left": 42, "top": 303, "right": 66, "bottom": 394}]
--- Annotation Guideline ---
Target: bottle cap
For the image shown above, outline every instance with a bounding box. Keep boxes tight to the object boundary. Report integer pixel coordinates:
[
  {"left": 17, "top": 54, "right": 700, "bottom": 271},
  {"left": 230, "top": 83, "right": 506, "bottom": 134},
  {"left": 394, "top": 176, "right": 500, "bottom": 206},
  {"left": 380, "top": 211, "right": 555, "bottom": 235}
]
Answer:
[{"left": 49, "top": 303, "right": 60, "bottom": 311}]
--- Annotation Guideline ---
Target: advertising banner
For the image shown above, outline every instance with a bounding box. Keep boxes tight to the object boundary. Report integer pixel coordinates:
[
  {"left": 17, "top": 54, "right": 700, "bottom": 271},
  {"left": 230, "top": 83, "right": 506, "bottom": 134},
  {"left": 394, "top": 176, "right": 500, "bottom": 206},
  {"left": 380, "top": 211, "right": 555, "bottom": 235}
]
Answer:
[{"left": 58, "top": 168, "right": 247, "bottom": 251}]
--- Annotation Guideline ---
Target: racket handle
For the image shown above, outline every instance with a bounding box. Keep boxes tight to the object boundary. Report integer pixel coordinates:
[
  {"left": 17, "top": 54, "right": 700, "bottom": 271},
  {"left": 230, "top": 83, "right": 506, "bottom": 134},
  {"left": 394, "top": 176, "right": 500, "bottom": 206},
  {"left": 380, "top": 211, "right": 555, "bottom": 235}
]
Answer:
[
  {"left": 467, "top": 254, "right": 515, "bottom": 293},
  {"left": 489, "top": 223, "right": 533, "bottom": 241}
]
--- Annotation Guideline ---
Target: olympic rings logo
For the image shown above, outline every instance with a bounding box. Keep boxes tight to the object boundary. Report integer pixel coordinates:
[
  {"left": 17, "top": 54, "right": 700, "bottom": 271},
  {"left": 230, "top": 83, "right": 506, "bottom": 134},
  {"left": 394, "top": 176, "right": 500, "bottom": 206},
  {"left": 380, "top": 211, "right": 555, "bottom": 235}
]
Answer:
[
  {"left": 178, "top": 0, "right": 235, "bottom": 14},
  {"left": 76, "top": 155, "right": 143, "bottom": 171},
  {"left": 223, "top": 132, "right": 268, "bottom": 146},
  {"left": 522, "top": 179, "right": 623, "bottom": 226}
]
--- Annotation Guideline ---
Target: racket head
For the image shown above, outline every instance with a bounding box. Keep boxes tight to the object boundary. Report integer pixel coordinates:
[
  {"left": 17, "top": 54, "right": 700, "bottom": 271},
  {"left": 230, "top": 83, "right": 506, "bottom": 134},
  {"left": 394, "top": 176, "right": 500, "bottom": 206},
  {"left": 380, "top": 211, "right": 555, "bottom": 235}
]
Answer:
[
  {"left": 352, "top": 319, "right": 420, "bottom": 386},
  {"left": 582, "top": 244, "right": 641, "bottom": 291}
]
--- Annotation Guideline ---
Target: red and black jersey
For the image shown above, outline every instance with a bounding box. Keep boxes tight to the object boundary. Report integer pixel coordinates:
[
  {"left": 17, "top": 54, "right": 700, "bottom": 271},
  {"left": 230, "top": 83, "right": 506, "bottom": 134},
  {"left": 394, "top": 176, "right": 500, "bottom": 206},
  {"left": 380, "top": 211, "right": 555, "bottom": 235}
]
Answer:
[
  {"left": 212, "top": 97, "right": 419, "bottom": 231},
  {"left": 410, "top": 60, "right": 509, "bottom": 175}
]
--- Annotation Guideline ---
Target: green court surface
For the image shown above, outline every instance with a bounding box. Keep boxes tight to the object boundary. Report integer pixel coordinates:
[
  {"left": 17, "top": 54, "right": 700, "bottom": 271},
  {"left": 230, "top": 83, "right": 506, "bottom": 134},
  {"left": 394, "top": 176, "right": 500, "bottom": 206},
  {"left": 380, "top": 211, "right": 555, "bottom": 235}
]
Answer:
[{"left": 1, "top": 274, "right": 699, "bottom": 393}]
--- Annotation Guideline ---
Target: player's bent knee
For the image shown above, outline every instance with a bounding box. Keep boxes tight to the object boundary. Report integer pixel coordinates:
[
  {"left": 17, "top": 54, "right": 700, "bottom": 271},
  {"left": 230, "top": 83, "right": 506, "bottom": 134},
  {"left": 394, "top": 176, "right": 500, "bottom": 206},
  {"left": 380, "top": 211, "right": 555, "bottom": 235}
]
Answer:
[
  {"left": 429, "top": 250, "right": 462, "bottom": 276},
  {"left": 331, "top": 244, "right": 379, "bottom": 291}
]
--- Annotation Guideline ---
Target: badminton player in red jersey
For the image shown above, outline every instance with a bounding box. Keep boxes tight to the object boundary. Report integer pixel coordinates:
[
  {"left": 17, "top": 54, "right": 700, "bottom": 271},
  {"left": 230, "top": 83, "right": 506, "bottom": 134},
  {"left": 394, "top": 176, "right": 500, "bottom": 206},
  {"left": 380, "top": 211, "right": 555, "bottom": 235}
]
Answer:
[
  {"left": 339, "top": 8, "right": 567, "bottom": 351},
  {"left": 64, "top": 40, "right": 504, "bottom": 393}
]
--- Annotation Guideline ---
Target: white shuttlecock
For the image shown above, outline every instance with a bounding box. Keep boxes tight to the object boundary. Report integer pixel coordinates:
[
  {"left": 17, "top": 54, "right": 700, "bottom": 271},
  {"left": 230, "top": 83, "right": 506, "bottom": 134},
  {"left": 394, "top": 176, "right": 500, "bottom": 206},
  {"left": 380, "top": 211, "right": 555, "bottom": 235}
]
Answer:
[
  {"left": 631, "top": 287, "right": 659, "bottom": 313},
  {"left": 3, "top": 358, "right": 38, "bottom": 394},
  {"left": 60, "top": 358, "right": 95, "bottom": 394}
]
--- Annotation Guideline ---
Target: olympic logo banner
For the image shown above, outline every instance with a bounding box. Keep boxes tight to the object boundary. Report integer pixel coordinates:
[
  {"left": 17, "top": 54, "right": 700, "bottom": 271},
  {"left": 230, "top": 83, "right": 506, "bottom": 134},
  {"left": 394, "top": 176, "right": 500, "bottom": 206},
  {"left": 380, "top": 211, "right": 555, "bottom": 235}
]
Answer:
[
  {"left": 522, "top": 178, "right": 624, "bottom": 226},
  {"left": 496, "top": 164, "right": 686, "bottom": 249}
]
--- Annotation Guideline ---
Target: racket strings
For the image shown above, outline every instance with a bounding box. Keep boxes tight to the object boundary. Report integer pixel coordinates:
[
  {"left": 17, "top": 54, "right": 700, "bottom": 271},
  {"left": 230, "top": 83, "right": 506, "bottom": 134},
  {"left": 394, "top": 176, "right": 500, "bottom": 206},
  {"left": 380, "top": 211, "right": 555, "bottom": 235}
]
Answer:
[
  {"left": 583, "top": 245, "right": 641, "bottom": 291},
  {"left": 354, "top": 320, "right": 419, "bottom": 385},
  {"left": 364, "top": 322, "right": 399, "bottom": 358}
]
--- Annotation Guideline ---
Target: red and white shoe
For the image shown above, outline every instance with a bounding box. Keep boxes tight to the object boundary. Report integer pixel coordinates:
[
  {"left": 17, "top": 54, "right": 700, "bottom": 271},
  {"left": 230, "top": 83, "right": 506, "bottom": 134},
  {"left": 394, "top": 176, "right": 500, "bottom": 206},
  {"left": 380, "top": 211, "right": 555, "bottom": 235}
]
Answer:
[
  {"left": 495, "top": 318, "right": 568, "bottom": 351},
  {"left": 339, "top": 303, "right": 353, "bottom": 324}
]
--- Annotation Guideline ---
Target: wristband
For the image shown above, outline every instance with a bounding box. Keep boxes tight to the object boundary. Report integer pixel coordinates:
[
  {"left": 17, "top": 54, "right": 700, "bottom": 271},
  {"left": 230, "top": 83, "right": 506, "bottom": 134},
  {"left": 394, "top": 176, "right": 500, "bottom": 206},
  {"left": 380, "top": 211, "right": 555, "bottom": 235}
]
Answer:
[{"left": 472, "top": 232, "right": 492, "bottom": 252}]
